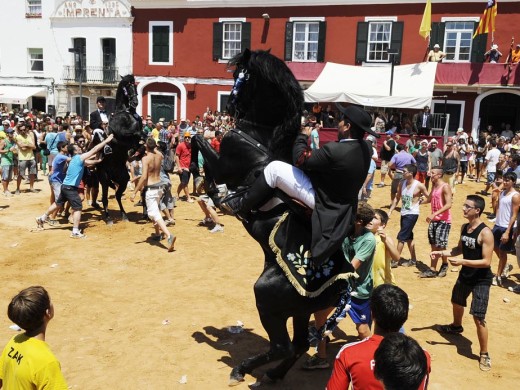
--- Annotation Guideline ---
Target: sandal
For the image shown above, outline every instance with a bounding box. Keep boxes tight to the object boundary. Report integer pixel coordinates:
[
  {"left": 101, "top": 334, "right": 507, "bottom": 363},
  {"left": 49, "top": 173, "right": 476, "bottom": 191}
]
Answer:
[{"left": 438, "top": 324, "right": 464, "bottom": 334}]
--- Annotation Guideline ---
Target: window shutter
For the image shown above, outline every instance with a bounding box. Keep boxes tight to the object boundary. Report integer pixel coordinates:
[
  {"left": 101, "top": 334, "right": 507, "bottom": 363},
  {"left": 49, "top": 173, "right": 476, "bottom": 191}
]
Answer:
[
  {"left": 430, "top": 22, "right": 445, "bottom": 50},
  {"left": 471, "top": 23, "right": 487, "bottom": 63},
  {"left": 355, "top": 22, "right": 369, "bottom": 65},
  {"left": 241, "top": 22, "right": 251, "bottom": 52},
  {"left": 213, "top": 22, "right": 223, "bottom": 61},
  {"left": 390, "top": 21, "right": 404, "bottom": 64},
  {"left": 284, "top": 22, "right": 293, "bottom": 61},
  {"left": 317, "top": 21, "right": 327, "bottom": 62}
]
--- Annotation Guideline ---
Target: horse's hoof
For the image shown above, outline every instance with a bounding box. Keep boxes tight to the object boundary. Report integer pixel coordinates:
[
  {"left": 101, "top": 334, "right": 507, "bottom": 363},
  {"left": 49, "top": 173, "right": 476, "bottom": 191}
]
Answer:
[
  {"left": 105, "top": 219, "right": 114, "bottom": 226},
  {"left": 121, "top": 215, "right": 129, "bottom": 222},
  {"left": 261, "top": 372, "right": 277, "bottom": 384},
  {"left": 91, "top": 202, "right": 101, "bottom": 210},
  {"left": 229, "top": 368, "right": 244, "bottom": 387}
]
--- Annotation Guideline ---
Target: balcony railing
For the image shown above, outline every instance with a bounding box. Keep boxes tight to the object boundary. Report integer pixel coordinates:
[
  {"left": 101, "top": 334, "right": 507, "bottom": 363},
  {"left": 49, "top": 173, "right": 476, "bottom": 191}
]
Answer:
[
  {"left": 62, "top": 65, "right": 132, "bottom": 85},
  {"left": 435, "top": 62, "right": 520, "bottom": 87}
]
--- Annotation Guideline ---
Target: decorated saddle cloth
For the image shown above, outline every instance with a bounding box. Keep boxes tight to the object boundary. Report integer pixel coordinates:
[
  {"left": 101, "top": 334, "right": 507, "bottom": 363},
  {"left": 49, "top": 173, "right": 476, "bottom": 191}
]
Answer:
[{"left": 269, "top": 212, "right": 357, "bottom": 298}]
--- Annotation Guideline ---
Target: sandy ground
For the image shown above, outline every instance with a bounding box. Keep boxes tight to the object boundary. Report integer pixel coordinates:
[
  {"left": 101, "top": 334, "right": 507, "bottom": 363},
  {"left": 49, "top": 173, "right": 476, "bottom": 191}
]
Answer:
[{"left": 0, "top": 172, "right": 519, "bottom": 390}]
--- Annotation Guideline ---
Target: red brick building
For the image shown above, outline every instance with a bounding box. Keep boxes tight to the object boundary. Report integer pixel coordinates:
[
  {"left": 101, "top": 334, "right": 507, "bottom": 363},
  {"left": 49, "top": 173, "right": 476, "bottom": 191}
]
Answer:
[{"left": 130, "top": 0, "right": 519, "bottom": 134}]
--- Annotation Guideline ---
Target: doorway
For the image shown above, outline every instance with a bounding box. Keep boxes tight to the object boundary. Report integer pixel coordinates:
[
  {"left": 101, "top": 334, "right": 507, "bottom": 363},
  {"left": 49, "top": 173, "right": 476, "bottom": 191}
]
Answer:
[{"left": 479, "top": 93, "right": 520, "bottom": 132}]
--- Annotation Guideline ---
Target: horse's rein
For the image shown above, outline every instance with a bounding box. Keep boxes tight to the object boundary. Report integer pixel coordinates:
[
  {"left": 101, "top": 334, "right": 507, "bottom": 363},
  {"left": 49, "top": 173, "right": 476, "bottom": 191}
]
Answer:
[{"left": 230, "top": 128, "right": 269, "bottom": 157}]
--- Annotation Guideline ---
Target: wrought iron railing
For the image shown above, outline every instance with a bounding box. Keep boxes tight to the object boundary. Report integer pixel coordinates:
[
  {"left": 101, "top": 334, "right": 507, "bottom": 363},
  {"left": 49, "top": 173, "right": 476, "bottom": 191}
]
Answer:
[{"left": 62, "top": 65, "right": 132, "bottom": 85}]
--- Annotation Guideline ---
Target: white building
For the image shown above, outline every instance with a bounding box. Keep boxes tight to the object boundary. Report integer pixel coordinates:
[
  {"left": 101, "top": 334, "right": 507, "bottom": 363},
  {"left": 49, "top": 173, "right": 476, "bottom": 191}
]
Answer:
[{"left": 0, "top": 0, "right": 133, "bottom": 118}]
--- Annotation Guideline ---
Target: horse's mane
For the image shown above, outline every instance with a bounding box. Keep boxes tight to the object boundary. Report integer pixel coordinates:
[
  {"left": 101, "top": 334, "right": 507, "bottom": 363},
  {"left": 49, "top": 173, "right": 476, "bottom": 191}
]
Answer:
[
  {"left": 115, "top": 74, "right": 136, "bottom": 111},
  {"left": 230, "top": 50, "right": 304, "bottom": 163}
]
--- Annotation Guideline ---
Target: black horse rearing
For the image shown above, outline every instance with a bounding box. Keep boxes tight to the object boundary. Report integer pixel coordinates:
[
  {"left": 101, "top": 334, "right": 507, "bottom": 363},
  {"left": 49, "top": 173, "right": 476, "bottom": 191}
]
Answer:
[
  {"left": 191, "top": 49, "right": 352, "bottom": 385},
  {"left": 95, "top": 74, "right": 144, "bottom": 224}
]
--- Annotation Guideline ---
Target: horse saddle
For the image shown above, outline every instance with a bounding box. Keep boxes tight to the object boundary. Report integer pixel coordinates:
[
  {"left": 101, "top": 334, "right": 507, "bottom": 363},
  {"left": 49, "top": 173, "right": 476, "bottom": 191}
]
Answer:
[{"left": 269, "top": 212, "right": 356, "bottom": 298}]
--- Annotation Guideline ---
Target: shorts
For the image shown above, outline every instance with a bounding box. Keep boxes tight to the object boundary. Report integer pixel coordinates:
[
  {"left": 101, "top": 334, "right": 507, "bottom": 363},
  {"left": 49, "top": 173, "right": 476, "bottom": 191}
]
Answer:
[
  {"left": 47, "top": 153, "right": 57, "bottom": 168},
  {"left": 451, "top": 279, "right": 490, "bottom": 320},
  {"left": 459, "top": 161, "right": 468, "bottom": 174},
  {"left": 145, "top": 186, "right": 164, "bottom": 222},
  {"left": 391, "top": 173, "right": 404, "bottom": 197},
  {"left": 475, "top": 156, "right": 484, "bottom": 164},
  {"left": 428, "top": 221, "right": 451, "bottom": 249},
  {"left": 160, "top": 183, "right": 175, "bottom": 211},
  {"left": 18, "top": 159, "right": 37, "bottom": 175},
  {"left": 199, "top": 194, "right": 216, "bottom": 208},
  {"left": 1, "top": 165, "right": 13, "bottom": 181},
  {"left": 179, "top": 170, "right": 191, "bottom": 185},
  {"left": 486, "top": 172, "right": 496, "bottom": 185},
  {"left": 56, "top": 185, "right": 82, "bottom": 210},
  {"left": 397, "top": 214, "right": 419, "bottom": 242},
  {"left": 492, "top": 225, "right": 515, "bottom": 252},
  {"left": 380, "top": 160, "right": 390, "bottom": 175},
  {"left": 50, "top": 181, "right": 62, "bottom": 200},
  {"left": 348, "top": 297, "right": 372, "bottom": 325}
]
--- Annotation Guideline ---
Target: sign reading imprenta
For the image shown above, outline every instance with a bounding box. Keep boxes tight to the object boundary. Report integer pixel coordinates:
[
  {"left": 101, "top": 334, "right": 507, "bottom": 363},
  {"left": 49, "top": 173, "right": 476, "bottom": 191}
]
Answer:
[{"left": 55, "top": 0, "right": 130, "bottom": 18}]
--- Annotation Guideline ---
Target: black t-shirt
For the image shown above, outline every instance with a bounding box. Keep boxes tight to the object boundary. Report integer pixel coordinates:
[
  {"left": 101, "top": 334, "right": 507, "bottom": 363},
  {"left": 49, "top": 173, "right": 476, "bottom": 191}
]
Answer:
[
  {"left": 379, "top": 139, "right": 396, "bottom": 161},
  {"left": 459, "top": 222, "right": 493, "bottom": 286}
]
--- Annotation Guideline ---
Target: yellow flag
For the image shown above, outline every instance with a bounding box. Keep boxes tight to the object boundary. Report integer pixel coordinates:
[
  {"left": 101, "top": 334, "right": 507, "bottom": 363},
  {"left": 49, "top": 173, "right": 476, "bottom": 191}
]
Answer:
[{"left": 419, "top": 0, "right": 432, "bottom": 39}]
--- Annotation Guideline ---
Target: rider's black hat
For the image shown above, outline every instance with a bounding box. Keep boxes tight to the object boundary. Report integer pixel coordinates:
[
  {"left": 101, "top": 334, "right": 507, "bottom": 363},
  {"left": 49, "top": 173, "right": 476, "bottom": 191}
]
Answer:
[{"left": 335, "top": 104, "right": 380, "bottom": 138}]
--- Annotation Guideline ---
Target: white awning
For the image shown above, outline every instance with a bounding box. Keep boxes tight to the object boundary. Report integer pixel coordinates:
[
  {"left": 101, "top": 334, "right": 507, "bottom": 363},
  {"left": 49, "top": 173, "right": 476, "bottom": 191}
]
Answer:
[
  {"left": 0, "top": 86, "right": 46, "bottom": 104},
  {"left": 304, "top": 62, "right": 438, "bottom": 109}
]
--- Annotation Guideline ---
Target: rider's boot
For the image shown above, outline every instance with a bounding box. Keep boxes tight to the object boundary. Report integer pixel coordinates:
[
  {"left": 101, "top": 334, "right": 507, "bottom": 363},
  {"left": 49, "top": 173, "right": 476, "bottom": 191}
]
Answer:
[{"left": 223, "top": 174, "right": 273, "bottom": 221}]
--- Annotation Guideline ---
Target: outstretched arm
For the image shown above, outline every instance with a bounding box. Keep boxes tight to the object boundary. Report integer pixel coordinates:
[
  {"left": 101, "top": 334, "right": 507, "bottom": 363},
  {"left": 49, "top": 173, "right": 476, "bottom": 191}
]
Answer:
[{"left": 80, "top": 134, "right": 113, "bottom": 161}]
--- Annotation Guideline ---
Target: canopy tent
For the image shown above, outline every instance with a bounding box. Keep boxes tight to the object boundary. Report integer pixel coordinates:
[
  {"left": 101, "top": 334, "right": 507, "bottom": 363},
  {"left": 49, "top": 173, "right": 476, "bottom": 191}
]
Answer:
[
  {"left": 0, "top": 86, "right": 46, "bottom": 104},
  {"left": 304, "top": 62, "right": 438, "bottom": 109}
]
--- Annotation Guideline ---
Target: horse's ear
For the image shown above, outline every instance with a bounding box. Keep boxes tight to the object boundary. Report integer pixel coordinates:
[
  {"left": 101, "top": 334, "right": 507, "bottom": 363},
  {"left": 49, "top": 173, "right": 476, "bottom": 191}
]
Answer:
[
  {"left": 243, "top": 48, "right": 251, "bottom": 62},
  {"left": 120, "top": 75, "right": 123, "bottom": 80}
]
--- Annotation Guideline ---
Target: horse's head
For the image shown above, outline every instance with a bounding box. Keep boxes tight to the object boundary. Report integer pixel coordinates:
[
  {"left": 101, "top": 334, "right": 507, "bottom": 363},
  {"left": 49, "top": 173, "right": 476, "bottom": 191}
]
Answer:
[
  {"left": 117, "top": 74, "right": 139, "bottom": 111},
  {"left": 226, "top": 49, "right": 304, "bottom": 163}
]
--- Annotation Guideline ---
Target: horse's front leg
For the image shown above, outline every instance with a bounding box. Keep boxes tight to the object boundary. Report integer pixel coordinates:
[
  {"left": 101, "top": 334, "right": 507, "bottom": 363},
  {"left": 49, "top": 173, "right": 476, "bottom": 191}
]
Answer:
[
  {"left": 116, "top": 182, "right": 129, "bottom": 222},
  {"left": 101, "top": 183, "right": 112, "bottom": 225}
]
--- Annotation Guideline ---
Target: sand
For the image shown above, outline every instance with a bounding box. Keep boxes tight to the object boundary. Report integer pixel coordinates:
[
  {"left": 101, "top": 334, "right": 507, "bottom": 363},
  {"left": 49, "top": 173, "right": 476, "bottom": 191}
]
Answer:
[{"left": 0, "top": 174, "right": 519, "bottom": 389}]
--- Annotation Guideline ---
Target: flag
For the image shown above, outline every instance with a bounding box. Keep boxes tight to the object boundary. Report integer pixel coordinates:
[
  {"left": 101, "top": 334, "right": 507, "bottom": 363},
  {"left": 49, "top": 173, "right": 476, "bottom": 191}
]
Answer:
[
  {"left": 419, "top": 0, "right": 432, "bottom": 39},
  {"left": 473, "top": 0, "right": 498, "bottom": 38}
]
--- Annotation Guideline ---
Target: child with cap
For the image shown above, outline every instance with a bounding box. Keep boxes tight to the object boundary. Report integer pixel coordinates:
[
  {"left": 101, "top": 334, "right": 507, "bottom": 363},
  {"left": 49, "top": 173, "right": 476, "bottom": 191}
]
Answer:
[{"left": 0, "top": 286, "right": 68, "bottom": 389}]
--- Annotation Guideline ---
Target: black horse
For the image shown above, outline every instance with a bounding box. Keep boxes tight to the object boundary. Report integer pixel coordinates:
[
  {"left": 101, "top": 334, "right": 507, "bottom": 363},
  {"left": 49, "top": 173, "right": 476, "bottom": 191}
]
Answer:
[
  {"left": 191, "top": 49, "right": 352, "bottom": 385},
  {"left": 95, "top": 75, "right": 144, "bottom": 224}
]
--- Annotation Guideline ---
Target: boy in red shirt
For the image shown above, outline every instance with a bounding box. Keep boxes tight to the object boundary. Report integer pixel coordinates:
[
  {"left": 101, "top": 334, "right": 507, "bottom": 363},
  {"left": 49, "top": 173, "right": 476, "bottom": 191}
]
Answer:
[
  {"left": 175, "top": 131, "right": 193, "bottom": 203},
  {"left": 326, "top": 284, "right": 431, "bottom": 390}
]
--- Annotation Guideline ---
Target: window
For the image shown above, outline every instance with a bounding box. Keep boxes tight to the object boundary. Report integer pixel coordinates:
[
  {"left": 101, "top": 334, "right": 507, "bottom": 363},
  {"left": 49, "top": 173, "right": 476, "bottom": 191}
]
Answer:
[
  {"left": 285, "top": 18, "right": 326, "bottom": 62},
  {"left": 356, "top": 19, "right": 403, "bottom": 65},
  {"left": 223, "top": 22, "right": 242, "bottom": 59},
  {"left": 28, "top": 48, "right": 43, "bottom": 72},
  {"left": 443, "top": 21, "right": 474, "bottom": 62},
  {"left": 367, "top": 22, "right": 392, "bottom": 62},
  {"left": 26, "top": 0, "right": 42, "bottom": 17},
  {"left": 213, "top": 19, "right": 250, "bottom": 61},
  {"left": 149, "top": 21, "right": 173, "bottom": 65}
]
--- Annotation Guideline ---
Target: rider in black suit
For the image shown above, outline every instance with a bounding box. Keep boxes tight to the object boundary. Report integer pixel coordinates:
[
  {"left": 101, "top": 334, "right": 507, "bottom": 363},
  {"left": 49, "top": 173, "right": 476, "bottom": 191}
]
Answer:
[
  {"left": 415, "top": 105, "right": 432, "bottom": 136},
  {"left": 226, "top": 105, "right": 378, "bottom": 265},
  {"left": 89, "top": 96, "right": 112, "bottom": 154}
]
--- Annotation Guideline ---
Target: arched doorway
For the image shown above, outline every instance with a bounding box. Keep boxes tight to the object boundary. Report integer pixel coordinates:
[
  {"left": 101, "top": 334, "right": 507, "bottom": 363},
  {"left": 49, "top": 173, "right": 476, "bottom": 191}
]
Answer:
[{"left": 479, "top": 92, "right": 520, "bottom": 133}]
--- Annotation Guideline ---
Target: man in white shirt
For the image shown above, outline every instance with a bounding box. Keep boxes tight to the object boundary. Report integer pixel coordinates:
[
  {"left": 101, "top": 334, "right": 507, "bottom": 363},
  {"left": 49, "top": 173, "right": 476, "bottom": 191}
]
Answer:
[{"left": 481, "top": 139, "right": 501, "bottom": 195}]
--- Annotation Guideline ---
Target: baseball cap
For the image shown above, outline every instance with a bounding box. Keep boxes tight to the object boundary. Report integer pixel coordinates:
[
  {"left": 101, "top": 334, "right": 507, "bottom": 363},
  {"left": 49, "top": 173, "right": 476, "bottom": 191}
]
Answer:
[
  {"left": 429, "top": 138, "right": 438, "bottom": 144},
  {"left": 5, "top": 128, "right": 14, "bottom": 133},
  {"left": 184, "top": 131, "right": 191, "bottom": 138}
]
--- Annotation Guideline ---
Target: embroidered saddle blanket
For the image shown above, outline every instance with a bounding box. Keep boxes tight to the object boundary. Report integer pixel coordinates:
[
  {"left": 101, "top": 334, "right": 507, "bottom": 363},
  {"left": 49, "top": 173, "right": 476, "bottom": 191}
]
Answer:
[{"left": 269, "top": 212, "right": 356, "bottom": 298}]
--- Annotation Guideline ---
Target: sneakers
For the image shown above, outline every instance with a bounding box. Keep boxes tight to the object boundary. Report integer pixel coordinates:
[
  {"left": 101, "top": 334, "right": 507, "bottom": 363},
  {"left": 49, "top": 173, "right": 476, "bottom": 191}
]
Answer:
[
  {"left": 209, "top": 224, "right": 224, "bottom": 233},
  {"left": 14, "top": 190, "right": 20, "bottom": 195},
  {"left": 198, "top": 217, "right": 213, "bottom": 227},
  {"left": 302, "top": 355, "right": 329, "bottom": 370},
  {"left": 438, "top": 323, "right": 464, "bottom": 334},
  {"left": 501, "top": 263, "right": 513, "bottom": 278},
  {"left": 390, "top": 260, "right": 399, "bottom": 268},
  {"left": 4, "top": 191, "right": 12, "bottom": 197},
  {"left": 508, "top": 285, "right": 520, "bottom": 293},
  {"left": 35, "top": 217, "right": 44, "bottom": 229},
  {"left": 488, "top": 217, "right": 496, "bottom": 223},
  {"left": 376, "top": 183, "right": 385, "bottom": 188},
  {"left": 419, "top": 269, "right": 437, "bottom": 278},
  {"left": 479, "top": 353, "right": 491, "bottom": 371},
  {"left": 70, "top": 231, "right": 86, "bottom": 239},
  {"left": 47, "top": 219, "right": 59, "bottom": 226},
  {"left": 437, "top": 264, "right": 448, "bottom": 278},
  {"left": 151, "top": 233, "right": 164, "bottom": 241},
  {"left": 400, "top": 259, "right": 417, "bottom": 267},
  {"left": 492, "top": 275, "right": 502, "bottom": 287},
  {"left": 167, "top": 234, "right": 176, "bottom": 252}
]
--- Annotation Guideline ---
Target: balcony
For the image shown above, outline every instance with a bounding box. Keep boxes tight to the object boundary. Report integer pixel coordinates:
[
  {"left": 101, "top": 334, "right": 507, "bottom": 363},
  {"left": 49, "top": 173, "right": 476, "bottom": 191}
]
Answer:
[
  {"left": 62, "top": 65, "right": 132, "bottom": 85},
  {"left": 435, "top": 62, "right": 520, "bottom": 88}
]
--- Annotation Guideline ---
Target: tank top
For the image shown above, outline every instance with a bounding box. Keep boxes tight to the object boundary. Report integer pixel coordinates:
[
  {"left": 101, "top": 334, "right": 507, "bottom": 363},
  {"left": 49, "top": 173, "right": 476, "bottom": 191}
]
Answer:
[
  {"left": 443, "top": 154, "right": 458, "bottom": 174},
  {"left": 431, "top": 183, "right": 451, "bottom": 223},
  {"left": 400, "top": 180, "right": 420, "bottom": 216},
  {"left": 460, "top": 222, "right": 493, "bottom": 285},
  {"left": 495, "top": 190, "right": 518, "bottom": 228},
  {"left": 1, "top": 139, "right": 14, "bottom": 165},
  {"left": 372, "top": 235, "right": 397, "bottom": 288}
]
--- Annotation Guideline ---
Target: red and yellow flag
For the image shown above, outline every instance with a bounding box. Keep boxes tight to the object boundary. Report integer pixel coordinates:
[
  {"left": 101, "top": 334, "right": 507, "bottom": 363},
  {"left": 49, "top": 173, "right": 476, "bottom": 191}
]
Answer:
[{"left": 473, "top": 0, "right": 498, "bottom": 38}]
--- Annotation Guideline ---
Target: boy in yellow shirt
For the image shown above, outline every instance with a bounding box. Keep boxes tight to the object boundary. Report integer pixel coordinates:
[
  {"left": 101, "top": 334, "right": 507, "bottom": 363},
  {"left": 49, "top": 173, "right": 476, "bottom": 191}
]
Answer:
[
  {"left": 368, "top": 209, "right": 399, "bottom": 287},
  {"left": 0, "top": 286, "right": 68, "bottom": 389}
]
